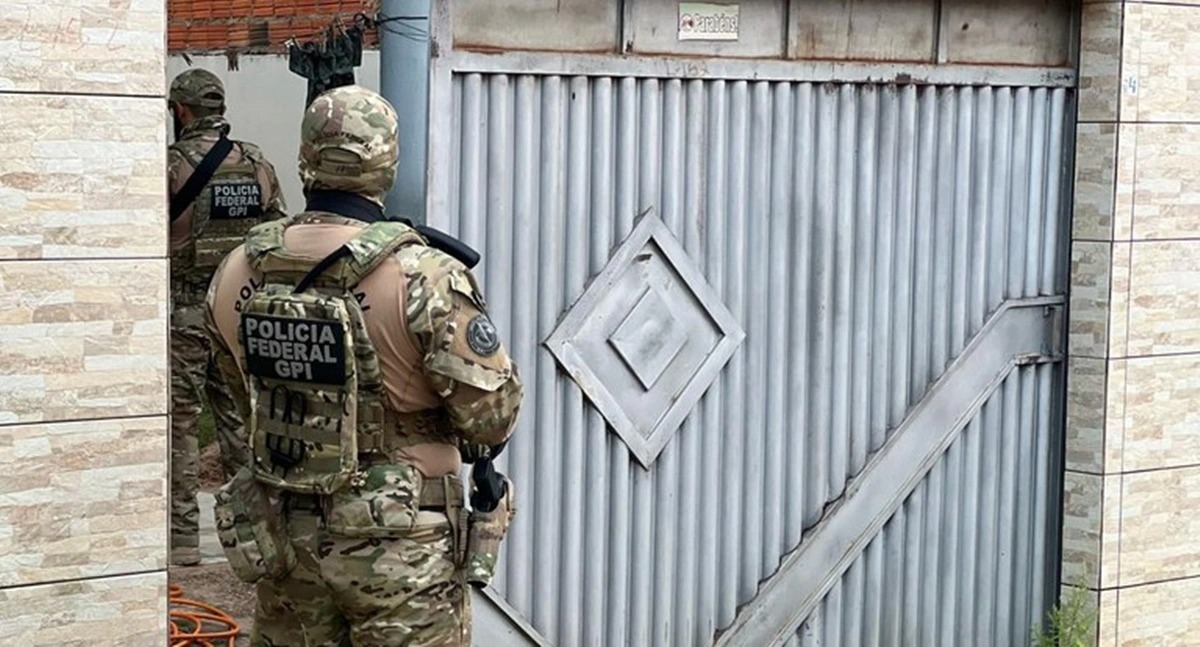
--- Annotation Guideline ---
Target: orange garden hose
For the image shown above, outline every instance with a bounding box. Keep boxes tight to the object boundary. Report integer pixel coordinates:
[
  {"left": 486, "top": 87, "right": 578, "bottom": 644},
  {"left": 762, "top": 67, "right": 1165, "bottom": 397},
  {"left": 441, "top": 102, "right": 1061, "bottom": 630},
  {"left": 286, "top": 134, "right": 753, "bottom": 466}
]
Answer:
[{"left": 169, "top": 584, "right": 242, "bottom": 647}]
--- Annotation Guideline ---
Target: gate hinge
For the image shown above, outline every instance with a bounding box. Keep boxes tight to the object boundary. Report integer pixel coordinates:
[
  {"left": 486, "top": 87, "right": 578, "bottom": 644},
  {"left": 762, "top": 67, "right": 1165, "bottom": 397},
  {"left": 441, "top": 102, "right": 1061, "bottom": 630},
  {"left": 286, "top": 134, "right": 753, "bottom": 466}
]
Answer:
[{"left": 1016, "top": 304, "right": 1065, "bottom": 365}]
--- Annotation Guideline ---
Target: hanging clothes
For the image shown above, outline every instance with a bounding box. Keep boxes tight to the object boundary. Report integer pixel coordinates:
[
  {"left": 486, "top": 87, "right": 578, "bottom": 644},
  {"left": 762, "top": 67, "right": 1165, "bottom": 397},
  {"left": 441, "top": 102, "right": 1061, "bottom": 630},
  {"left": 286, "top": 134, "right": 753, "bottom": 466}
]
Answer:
[{"left": 287, "top": 22, "right": 365, "bottom": 108}]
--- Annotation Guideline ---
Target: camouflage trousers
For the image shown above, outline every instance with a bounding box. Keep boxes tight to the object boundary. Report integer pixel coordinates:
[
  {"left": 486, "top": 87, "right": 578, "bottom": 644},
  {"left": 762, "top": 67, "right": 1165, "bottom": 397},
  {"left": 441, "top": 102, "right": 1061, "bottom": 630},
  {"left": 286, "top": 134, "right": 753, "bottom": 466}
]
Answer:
[
  {"left": 252, "top": 498, "right": 471, "bottom": 646},
  {"left": 171, "top": 303, "right": 246, "bottom": 564}
]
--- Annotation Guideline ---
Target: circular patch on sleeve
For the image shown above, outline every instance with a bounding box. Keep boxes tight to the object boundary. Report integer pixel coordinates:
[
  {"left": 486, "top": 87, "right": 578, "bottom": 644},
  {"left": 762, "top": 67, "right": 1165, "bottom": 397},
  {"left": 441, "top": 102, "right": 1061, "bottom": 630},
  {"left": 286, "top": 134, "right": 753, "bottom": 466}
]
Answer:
[{"left": 466, "top": 314, "right": 500, "bottom": 356}]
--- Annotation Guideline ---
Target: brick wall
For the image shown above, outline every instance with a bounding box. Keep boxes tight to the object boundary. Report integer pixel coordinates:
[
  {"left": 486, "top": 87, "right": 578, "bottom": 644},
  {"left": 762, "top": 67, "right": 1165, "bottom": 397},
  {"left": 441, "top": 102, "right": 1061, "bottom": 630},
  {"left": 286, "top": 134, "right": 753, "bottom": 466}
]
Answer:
[{"left": 169, "top": 0, "right": 379, "bottom": 53}]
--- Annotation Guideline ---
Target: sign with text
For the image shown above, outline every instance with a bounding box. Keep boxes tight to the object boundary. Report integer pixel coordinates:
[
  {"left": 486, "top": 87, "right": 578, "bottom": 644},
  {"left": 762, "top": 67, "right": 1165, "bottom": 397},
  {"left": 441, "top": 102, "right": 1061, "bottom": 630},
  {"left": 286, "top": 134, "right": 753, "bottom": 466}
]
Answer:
[
  {"left": 242, "top": 313, "right": 346, "bottom": 385},
  {"left": 209, "top": 181, "right": 263, "bottom": 220},
  {"left": 678, "top": 3, "right": 739, "bottom": 41}
]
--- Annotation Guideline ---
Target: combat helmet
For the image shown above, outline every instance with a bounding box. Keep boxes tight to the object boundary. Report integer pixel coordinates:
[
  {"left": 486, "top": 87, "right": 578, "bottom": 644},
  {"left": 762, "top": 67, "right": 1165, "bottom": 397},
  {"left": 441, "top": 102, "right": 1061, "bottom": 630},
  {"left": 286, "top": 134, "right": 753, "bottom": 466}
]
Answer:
[
  {"left": 169, "top": 68, "right": 225, "bottom": 109},
  {"left": 298, "top": 85, "right": 399, "bottom": 206}
]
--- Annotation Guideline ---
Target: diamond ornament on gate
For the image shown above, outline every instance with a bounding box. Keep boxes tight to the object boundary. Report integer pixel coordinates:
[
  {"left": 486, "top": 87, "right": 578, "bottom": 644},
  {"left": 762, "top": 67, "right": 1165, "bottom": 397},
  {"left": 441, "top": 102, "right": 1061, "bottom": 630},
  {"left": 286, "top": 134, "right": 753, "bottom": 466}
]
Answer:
[{"left": 545, "top": 212, "right": 745, "bottom": 468}]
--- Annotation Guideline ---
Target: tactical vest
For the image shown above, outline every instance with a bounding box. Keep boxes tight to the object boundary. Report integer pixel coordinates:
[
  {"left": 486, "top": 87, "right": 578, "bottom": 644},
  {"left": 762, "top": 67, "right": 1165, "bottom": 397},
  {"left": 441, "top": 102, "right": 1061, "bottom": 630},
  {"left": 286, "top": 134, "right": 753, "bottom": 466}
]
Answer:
[
  {"left": 237, "top": 216, "right": 443, "bottom": 495},
  {"left": 173, "top": 139, "right": 270, "bottom": 301}
]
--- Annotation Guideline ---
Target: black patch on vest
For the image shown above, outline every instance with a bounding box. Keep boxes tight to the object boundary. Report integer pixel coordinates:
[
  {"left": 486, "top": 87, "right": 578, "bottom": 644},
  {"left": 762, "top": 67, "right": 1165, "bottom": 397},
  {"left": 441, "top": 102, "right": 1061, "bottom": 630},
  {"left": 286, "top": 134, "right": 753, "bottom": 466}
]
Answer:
[
  {"left": 466, "top": 314, "right": 500, "bottom": 356},
  {"left": 209, "top": 182, "right": 263, "bottom": 220},
  {"left": 242, "top": 313, "right": 346, "bottom": 385}
]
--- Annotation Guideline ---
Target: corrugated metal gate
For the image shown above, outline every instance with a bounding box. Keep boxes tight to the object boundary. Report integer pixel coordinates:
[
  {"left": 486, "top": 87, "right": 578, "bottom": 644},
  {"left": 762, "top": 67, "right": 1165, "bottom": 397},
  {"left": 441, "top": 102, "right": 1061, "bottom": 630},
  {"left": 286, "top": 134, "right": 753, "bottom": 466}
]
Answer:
[{"left": 422, "top": 6, "right": 1076, "bottom": 646}]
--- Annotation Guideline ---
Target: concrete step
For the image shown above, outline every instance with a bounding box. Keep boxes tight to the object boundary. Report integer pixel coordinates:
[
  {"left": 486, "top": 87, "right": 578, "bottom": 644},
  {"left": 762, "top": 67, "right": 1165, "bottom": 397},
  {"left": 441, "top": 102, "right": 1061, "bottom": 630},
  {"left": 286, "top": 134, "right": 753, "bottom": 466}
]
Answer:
[{"left": 197, "top": 491, "right": 224, "bottom": 565}]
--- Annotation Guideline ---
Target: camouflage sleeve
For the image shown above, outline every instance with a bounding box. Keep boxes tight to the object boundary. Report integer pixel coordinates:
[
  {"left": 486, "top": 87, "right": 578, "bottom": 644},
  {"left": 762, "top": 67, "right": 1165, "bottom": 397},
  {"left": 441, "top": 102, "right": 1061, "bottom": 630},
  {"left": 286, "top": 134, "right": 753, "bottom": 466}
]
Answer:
[
  {"left": 260, "top": 158, "right": 287, "bottom": 219},
  {"left": 204, "top": 255, "right": 250, "bottom": 420},
  {"left": 403, "top": 249, "right": 524, "bottom": 449},
  {"left": 166, "top": 145, "right": 191, "bottom": 198},
  {"left": 242, "top": 143, "right": 287, "bottom": 219}
]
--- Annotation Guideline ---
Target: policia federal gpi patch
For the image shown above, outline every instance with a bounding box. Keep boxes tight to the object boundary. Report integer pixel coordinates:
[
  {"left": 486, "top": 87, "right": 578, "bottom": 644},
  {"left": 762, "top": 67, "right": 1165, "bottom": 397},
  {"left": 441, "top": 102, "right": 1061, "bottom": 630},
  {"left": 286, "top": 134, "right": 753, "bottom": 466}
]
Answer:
[
  {"left": 242, "top": 313, "right": 346, "bottom": 384},
  {"left": 209, "top": 180, "right": 263, "bottom": 220}
]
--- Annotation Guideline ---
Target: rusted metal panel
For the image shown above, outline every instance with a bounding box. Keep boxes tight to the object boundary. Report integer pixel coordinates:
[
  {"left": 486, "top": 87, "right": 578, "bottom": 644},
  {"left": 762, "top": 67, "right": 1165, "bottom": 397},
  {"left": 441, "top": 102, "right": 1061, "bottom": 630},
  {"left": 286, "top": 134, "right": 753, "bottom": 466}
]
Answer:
[
  {"left": 445, "top": 49, "right": 1076, "bottom": 87},
  {"left": 788, "top": 0, "right": 937, "bottom": 62},
  {"left": 452, "top": 0, "right": 620, "bottom": 52},
  {"left": 941, "top": 0, "right": 1074, "bottom": 66},
  {"left": 448, "top": 0, "right": 1075, "bottom": 69},
  {"left": 626, "top": 0, "right": 787, "bottom": 58}
]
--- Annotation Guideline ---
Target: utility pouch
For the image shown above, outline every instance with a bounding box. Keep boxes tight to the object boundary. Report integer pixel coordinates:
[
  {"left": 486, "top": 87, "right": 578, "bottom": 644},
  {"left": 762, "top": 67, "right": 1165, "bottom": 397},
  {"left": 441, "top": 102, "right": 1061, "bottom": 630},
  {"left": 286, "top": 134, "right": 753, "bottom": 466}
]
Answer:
[
  {"left": 464, "top": 476, "right": 516, "bottom": 589},
  {"left": 240, "top": 290, "right": 361, "bottom": 497},
  {"left": 454, "top": 506, "right": 470, "bottom": 569},
  {"left": 324, "top": 463, "right": 421, "bottom": 538},
  {"left": 212, "top": 466, "right": 297, "bottom": 584}
]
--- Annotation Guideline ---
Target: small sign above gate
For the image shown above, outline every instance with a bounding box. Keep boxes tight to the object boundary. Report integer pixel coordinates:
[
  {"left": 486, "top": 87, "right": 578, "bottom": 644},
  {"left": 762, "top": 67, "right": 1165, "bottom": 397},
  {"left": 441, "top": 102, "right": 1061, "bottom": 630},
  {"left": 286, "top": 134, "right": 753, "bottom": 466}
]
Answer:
[{"left": 678, "top": 2, "right": 740, "bottom": 41}]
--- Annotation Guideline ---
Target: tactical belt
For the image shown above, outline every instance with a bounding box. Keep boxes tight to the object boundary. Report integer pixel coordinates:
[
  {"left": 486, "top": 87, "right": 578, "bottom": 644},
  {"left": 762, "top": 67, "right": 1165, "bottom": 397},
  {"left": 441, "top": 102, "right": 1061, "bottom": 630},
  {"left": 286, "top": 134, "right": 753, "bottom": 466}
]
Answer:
[
  {"left": 416, "top": 476, "right": 464, "bottom": 511},
  {"left": 282, "top": 475, "right": 462, "bottom": 513}
]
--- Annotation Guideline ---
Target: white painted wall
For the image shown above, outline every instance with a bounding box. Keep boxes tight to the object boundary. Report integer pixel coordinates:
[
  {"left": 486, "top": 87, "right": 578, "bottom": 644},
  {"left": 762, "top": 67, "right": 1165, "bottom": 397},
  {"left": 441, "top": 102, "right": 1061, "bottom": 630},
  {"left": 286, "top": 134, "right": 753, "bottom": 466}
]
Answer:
[{"left": 167, "top": 52, "right": 382, "bottom": 212}]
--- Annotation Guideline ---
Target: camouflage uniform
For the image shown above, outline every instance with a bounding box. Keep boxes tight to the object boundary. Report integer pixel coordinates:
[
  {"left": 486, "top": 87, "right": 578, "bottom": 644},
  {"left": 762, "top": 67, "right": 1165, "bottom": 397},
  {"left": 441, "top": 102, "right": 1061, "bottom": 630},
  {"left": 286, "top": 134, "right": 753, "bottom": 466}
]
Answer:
[
  {"left": 252, "top": 501, "right": 467, "bottom": 646},
  {"left": 203, "top": 86, "right": 523, "bottom": 645},
  {"left": 169, "top": 69, "right": 286, "bottom": 566}
]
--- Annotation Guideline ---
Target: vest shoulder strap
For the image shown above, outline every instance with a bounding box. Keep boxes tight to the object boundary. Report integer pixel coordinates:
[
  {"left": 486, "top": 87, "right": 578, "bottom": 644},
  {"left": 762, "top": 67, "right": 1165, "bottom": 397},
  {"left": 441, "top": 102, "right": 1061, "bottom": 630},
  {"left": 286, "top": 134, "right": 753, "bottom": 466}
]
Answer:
[
  {"left": 336, "top": 221, "right": 426, "bottom": 286},
  {"left": 170, "top": 135, "right": 234, "bottom": 223},
  {"left": 246, "top": 218, "right": 425, "bottom": 288},
  {"left": 244, "top": 218, "right": 290, "bottom": 268}
]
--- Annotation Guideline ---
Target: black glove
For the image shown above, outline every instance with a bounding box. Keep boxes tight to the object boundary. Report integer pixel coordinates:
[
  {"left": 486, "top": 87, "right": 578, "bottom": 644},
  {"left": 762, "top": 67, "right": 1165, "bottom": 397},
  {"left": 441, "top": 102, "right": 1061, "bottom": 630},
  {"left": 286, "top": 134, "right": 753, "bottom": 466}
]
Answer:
[{"left": 459, "top": 438, "right": 509, "bottom": 464}]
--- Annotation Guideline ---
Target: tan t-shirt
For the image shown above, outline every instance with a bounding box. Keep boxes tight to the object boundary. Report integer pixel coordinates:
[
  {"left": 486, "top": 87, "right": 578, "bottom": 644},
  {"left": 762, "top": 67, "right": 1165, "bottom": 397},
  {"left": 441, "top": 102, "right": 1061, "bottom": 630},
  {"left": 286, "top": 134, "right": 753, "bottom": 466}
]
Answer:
[{"left": 205, "top": 214, "right": 523, "bottom": 477}]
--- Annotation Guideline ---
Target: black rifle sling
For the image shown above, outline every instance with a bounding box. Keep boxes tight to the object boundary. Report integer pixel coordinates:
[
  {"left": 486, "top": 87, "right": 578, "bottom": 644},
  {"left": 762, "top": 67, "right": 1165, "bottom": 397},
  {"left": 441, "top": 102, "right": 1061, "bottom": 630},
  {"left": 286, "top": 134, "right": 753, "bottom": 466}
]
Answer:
[
  {"left": 293, "top": 245, "right": 353, "bottom": 294},
  {"left": 170, "top": 135, "right": 235, "bottom": 222}
]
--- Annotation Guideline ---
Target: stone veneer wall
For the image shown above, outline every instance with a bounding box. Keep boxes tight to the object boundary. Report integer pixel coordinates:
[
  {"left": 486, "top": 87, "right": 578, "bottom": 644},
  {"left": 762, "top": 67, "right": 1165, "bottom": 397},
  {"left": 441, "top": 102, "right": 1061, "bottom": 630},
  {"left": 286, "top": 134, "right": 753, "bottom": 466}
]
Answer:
[
  {"left": 0, "top": 1, "right": 169, "bottom": 644},
  {"left": 1065, "top": 1, "right": 1200, "bottom": 644}
]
